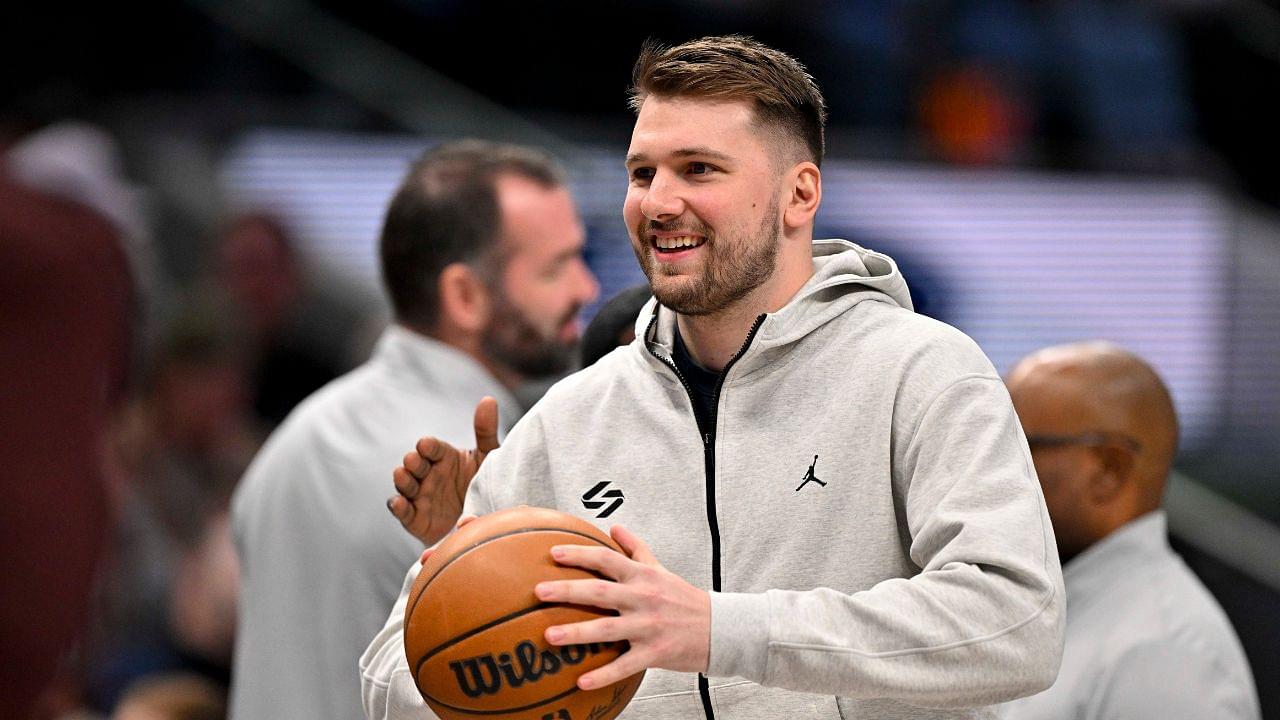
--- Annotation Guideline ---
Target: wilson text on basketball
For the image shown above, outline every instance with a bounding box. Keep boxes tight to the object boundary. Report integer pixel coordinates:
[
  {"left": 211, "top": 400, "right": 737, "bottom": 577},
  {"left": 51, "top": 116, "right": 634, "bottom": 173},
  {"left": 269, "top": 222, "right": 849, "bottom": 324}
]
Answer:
[{"left": 449, "top": 640, "right": 620, "bottom": 698}]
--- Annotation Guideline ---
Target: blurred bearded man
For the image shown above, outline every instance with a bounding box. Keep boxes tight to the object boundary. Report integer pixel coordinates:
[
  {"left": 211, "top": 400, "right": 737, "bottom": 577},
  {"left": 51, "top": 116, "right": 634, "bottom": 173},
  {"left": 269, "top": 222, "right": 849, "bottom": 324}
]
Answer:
[{"left": 229, "top": 140, "right": 597, "bottom": 720}]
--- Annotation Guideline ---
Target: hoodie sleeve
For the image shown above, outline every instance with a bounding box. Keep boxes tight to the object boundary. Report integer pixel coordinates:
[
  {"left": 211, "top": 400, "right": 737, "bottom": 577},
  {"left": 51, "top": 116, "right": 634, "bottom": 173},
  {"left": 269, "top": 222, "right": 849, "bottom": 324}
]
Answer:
[
  {"left": 359, "top": 560, "right": 440, "bottom": 720},
  {"left": 358, "top": 489, "right": 505, "bottom": 720},
  {"left": 706, "top": 372, "right": 1065, "bottom": 707},
  {"left": 358, "top": 414, "right": 553, "bottom": 719}
]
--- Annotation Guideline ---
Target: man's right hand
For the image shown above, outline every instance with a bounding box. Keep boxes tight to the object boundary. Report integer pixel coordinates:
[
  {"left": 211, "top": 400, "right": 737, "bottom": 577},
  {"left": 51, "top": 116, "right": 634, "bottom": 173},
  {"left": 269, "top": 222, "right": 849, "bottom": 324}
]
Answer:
[{"left": 388, "top": 397, "right": 500, "bottom": 547}]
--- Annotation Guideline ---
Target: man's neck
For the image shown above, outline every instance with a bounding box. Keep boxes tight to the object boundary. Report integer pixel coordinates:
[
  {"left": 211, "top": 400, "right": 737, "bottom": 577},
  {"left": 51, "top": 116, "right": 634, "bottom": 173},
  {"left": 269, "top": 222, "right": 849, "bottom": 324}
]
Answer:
[
  {"left": 478, "top": 358, "right": 525, "bottom": 392},
  {"left": 676, "top": 307, "right": 759, "bottom": 373},
  {"left": 676, "top": 253, "right": 814, "bottom": 372}
]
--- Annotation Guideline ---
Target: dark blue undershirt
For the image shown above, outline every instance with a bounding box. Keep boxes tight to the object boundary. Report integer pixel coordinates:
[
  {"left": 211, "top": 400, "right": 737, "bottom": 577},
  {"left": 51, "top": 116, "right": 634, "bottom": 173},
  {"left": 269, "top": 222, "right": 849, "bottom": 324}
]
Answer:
[{"left": 672, "top": 323, "right": 721, "bottom": 436}]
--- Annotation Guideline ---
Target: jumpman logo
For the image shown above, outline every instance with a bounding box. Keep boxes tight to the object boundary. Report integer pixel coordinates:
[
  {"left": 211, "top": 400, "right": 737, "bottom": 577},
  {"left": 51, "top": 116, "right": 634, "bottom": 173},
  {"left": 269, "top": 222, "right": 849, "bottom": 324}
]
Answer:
[{"left": 795, "top": 455, "right": 826, "bottom": 492}]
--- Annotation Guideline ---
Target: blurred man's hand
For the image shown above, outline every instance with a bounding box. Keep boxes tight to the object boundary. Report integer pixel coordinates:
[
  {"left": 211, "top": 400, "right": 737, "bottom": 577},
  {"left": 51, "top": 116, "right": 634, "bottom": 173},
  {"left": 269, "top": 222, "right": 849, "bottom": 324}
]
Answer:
[{"left": 388, "top": 397, "right": 498, "bottom": 546}]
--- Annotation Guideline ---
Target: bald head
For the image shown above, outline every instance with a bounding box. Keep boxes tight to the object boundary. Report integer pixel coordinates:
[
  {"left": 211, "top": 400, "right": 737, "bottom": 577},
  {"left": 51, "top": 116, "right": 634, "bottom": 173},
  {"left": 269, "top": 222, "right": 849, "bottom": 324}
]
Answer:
[{"left": 1006, "top": 341, "right": 1178, "bottom": 561}]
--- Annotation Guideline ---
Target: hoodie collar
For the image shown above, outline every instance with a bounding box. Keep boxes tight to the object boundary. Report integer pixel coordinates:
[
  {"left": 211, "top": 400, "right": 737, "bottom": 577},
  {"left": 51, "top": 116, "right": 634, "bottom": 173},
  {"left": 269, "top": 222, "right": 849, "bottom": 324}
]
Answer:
[
  {"left": 640, "top": 239, "right": 911, "bottom": 370},
  {"left": 1062, "top": 510, "right": 1169, "bottom": 611},
  {"left": 372, "top": 324, "right": 522, "bottom": 425}
]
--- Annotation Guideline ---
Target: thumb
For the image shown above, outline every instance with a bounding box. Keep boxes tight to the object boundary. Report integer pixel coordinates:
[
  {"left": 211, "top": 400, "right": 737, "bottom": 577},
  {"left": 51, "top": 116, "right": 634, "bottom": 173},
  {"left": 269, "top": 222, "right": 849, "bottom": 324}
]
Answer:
[
  {"left": 473, "top": 396, "right": 500, "bottom": 455},
  {"left": 610, "top": 524, "right": 658, "bottom": 566}
]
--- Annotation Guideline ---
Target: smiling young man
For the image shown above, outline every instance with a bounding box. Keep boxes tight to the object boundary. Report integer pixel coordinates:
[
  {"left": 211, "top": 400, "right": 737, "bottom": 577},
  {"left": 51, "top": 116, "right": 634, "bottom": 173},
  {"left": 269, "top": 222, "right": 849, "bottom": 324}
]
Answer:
[{"left": 365, "top": 37, "right": 1063, "bottom": 719}]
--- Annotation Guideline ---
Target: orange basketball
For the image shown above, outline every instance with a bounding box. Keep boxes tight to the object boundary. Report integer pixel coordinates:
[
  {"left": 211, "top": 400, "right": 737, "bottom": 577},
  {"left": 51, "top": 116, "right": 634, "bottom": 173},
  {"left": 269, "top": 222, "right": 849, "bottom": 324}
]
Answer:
[{"left": 404, "top": 507, "right": 644, "bottom": 720}]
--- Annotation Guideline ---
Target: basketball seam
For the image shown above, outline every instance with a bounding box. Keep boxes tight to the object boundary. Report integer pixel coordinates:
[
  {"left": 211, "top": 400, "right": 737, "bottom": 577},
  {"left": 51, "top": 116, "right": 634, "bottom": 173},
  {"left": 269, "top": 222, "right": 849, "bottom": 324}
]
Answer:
[
  {"left": 415, "top": 602, "right": 551, "bottom": 673},
  {"left": 406, "top": 527, "right": 614, "bottom": 619}
]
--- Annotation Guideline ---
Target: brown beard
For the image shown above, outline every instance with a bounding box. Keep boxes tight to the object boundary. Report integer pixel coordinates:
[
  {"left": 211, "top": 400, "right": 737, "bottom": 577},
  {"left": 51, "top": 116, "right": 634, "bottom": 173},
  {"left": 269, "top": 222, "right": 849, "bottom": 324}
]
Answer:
[
  {"left": 481, "top": 290, "right": 580, "bottom": 379},
  {"left": 632, "top": 205, "right": 780, "bottom": 316}
]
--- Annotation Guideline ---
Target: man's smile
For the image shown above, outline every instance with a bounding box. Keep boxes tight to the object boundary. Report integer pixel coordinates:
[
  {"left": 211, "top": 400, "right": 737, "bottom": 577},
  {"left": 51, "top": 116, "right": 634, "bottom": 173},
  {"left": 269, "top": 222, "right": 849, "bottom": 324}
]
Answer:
[
  {"left": 653, "top": 234, "right": 705, "bottom": 250},
  {"left": 649, "top": 231, "right": 707, "bottom": 262}
]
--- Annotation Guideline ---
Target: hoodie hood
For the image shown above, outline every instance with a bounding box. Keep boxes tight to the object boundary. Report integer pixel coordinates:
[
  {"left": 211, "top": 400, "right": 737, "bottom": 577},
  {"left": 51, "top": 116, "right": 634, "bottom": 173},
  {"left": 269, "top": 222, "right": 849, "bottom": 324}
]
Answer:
[{"left": 638, "top": 239, "right": 913, "bottom": 372}]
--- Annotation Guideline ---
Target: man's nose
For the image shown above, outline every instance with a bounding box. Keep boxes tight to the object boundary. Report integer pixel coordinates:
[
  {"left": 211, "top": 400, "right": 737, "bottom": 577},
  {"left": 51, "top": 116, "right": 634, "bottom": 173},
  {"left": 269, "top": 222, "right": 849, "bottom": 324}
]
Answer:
[
  {"left": 573, "top": 258, "right": 599, "bottom": 305},
  {"left": 639, "top": 171, "right": 684, "bottom": 221}
]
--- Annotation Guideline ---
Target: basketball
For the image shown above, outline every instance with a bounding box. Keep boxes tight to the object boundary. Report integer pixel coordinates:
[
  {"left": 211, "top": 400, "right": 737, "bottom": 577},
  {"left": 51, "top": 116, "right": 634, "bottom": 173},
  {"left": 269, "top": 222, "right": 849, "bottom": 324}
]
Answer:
[{"left": 403, "top": 507, "right": 645, "bottom": 720}]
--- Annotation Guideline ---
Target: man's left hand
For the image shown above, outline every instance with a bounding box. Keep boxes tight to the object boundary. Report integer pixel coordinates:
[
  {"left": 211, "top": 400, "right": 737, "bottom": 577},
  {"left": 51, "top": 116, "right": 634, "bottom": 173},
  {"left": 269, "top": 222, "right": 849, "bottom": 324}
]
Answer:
[{"left": 534, "top": 525, "right": 710, "bottom": 690}]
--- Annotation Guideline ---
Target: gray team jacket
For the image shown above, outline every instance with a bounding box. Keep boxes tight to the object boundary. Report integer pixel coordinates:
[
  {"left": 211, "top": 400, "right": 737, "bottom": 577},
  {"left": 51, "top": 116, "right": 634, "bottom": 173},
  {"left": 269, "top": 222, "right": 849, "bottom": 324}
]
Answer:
[{"left": 360, "top": 240, "right": 1065, "bottom": 720}]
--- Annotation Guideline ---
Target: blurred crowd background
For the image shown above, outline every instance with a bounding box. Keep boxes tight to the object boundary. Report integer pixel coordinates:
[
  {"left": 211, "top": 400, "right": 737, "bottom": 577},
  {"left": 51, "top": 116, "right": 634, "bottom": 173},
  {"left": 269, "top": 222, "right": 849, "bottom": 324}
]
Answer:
[{"left": 2, "top": 1, "right": 1278, "bottom": 719}]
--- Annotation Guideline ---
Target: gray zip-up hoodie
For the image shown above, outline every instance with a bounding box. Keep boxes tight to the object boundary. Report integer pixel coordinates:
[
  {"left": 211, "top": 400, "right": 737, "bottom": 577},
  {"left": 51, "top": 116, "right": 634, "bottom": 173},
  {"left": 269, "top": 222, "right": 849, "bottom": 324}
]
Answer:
[{"left": 360, "top": 240, "right": 1064, "bottom": 720}]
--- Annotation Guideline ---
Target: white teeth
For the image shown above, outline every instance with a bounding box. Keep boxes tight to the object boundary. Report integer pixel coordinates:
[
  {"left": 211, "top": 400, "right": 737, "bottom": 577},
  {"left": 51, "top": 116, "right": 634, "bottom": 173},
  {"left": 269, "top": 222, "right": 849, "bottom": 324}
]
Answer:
[{"left": 653, "top": 235, "right": 703, "bottom": 250}]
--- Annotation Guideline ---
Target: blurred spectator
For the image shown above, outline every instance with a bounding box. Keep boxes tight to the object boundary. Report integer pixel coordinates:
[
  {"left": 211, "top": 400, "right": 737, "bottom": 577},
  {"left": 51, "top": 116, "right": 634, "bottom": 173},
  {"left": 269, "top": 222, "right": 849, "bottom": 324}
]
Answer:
[
  {"left": 111, "top": 674, "right": 226, "bottom": 720},
  {"left": 918, "top": 62, "right": 1032, "bottom": 165},
  {"left": 213, "top": 213, "right": 360, "bottom": 427},
  {"left": 816, "top": 0, "right": 1195, "bottom": 167},
  {"left": 1000, "top": 341, "right": 1259, "bottom": 720},
  {"left": 938, "top": 0, "right": 1191, "bottom": 165},
  {"left": 937, "top": 0, "right": 1045, "bottom": 163},
  {"left": 5, "top": 121, "right": 150, "bottom": 247},
  {"left": 3, "top": 119, "right": 160, "bottom": 343},
  {"left": 168, "top": 514, "right": 239, "bottom": 671},
  {"left": 113, "top": 294, "right": 262, "bottom": 539},
  {"left": 231, "top": 140, "right": 597, "bottom": 720},
  {"left": 83, "top": 297, "right": 260, "bottom": 713},
  {"left": 0, "top": 142, "right": 135, "bottom": 718}
]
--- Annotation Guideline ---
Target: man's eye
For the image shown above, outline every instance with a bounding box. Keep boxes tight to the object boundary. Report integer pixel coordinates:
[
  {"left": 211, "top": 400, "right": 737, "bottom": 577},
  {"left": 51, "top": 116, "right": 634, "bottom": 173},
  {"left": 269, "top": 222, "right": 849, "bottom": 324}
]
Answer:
[
  {"left": 631, "top": 167, "right": 655, "bottom": 181},
  {"left": 688, "top": 162, "right": 710, "bottom": 175}
]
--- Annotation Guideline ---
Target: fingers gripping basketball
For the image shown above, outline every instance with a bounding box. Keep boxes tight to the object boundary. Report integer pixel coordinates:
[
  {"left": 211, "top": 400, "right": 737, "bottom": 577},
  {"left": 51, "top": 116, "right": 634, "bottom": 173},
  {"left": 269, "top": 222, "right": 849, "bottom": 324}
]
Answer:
[{"left": 403, "top": 507, "right": 644, "bottom": 720}]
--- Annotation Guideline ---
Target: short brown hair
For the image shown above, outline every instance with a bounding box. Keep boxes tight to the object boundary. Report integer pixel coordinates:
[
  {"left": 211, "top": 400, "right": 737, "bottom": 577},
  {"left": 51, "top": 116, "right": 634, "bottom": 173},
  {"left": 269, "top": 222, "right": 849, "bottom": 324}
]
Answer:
[
  {"left": 379, "top": 140, "right": 565, "bottom": 330},
  {"left": 628, "top": 35, "right": 826, "bottom": 166}
]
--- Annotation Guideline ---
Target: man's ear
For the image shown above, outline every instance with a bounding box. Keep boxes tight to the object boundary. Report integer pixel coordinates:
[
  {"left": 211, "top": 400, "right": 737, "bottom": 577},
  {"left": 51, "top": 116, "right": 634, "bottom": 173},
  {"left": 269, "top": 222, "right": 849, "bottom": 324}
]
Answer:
[
  {"left": 437, "top": 262, "right": 492, "bottom": 334},
  {"left": 783, "top": 162, "right": 821, "bottom": 231},
  {"left": 1088, "top": 442, "right": 1137, "bottom": 504}
]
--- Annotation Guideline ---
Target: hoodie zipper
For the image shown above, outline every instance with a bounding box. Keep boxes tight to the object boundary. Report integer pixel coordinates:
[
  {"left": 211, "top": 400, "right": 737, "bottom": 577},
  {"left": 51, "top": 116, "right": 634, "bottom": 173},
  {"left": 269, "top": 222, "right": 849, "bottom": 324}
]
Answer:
[{"left": 645, "top": 313, "right": 767, "bottom": 720}]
